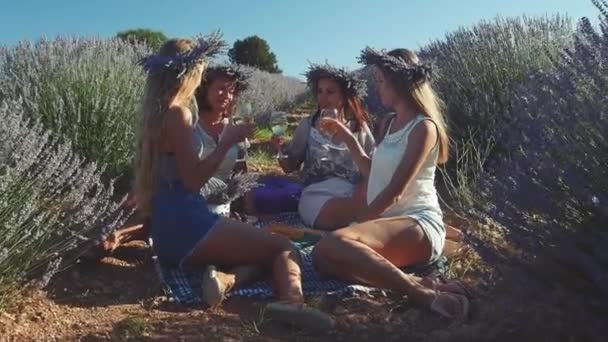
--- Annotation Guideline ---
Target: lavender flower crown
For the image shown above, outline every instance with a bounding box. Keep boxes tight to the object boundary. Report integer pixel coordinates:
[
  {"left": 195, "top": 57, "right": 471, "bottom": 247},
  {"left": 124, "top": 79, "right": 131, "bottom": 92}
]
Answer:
[
  {"left": 304, "top": 63, "right": 367, "bottom": 98},
  {"left": 205, "top": 64, "right": 251, "bottom": 93},
  {"left": 358, "top": 47, "right": 432, "bottom": 84},
  {"left": 137, "top": 32, "right": 227, "bottom": 78}
]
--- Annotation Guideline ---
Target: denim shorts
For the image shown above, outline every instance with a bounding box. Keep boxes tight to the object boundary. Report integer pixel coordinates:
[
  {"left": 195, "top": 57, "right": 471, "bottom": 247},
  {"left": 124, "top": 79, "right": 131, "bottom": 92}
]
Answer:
[
  {"left": 150, "top": 181, "right": 220, "bottom": 267},
  {"left": 406, "top": 209, "right": 446, "bottom": 264}
]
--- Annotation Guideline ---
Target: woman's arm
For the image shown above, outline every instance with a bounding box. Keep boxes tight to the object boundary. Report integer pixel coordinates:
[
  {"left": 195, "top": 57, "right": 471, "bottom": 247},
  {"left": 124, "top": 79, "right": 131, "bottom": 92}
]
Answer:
[
  {"left": 344, "top": 134, "right": 373, "bottom": 178},
  {"left": 358, "top": 120, "right": 438, "bottom": 221},
  {"left": 319, "top": 118, "right": 372, "bottom": 177},
  {"left": 166, "top": 106, "right": 249, "bottom": 192}
]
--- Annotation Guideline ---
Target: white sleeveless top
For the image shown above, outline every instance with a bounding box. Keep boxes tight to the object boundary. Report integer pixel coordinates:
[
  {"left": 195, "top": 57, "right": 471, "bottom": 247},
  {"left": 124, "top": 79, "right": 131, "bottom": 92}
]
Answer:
[
  {"left": 193, "top": 118, "right": 239, "bottom": 182},
  {"left": 367, "top": 114, "right": 442, "bottom": 218}
]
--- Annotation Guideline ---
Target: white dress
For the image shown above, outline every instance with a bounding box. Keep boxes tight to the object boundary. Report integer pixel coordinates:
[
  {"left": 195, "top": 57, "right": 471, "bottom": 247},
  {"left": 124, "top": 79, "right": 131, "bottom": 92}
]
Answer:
[{"left": 367, "top": 114, "right": 446, "bottom": 262}]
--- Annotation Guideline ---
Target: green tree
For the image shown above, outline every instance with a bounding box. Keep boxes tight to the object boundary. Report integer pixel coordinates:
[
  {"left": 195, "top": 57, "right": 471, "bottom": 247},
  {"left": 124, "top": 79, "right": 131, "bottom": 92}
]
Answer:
[
  {"left": 228, "top": 36, "right": 282, "bottom": 73},
  {"left": 116, "top": 28, "right": 167, "bottom": 51}
]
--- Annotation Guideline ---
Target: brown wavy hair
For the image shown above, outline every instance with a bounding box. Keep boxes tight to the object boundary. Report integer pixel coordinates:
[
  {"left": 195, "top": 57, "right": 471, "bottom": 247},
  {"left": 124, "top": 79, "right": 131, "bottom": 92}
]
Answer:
[{"left": 313, "top": 76, "right": 370, "bottom": 131}]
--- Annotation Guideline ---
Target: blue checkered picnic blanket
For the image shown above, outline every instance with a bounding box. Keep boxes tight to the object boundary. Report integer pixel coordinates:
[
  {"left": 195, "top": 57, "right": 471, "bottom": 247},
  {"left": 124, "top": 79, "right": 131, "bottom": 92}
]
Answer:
[{"left": 153, "top": 212, "right": 445, "bottom": 305}]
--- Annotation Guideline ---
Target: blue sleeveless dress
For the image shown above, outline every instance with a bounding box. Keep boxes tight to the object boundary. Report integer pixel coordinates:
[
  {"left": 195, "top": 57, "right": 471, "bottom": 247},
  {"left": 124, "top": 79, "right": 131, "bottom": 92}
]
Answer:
[{"left": 149, "top": 122, "right": 228, "bottom": 267}]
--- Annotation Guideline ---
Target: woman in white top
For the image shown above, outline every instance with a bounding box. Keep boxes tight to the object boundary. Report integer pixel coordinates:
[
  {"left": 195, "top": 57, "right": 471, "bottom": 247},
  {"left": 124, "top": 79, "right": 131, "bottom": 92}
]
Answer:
[
  {"left": 193, "top": 64, "right": 249, "bottom": 180},
  {"left": 312, "top": 48, "right": 469, "bottom": 320}
]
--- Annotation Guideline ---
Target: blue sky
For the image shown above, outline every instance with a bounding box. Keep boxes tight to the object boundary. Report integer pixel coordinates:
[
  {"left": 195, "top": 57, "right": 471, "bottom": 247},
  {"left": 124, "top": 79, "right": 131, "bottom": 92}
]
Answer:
[{"left": 0, "top": 0, "right": 599, "bottom": 77}]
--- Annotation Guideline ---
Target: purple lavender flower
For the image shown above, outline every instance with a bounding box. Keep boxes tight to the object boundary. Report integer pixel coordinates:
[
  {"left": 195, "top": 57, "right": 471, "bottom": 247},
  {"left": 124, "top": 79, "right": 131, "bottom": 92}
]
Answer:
[{"left": 137, "top": 31, "right": 226, "bottom": 78}]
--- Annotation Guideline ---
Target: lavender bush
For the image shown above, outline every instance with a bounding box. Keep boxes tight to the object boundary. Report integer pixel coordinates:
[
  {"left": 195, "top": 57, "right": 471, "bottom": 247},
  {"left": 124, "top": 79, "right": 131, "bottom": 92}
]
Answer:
[
  {"left": 0, "top": 100, "right": 132, "bottom": 308},
  {"left": 481, "top": 12, "right": 607, "bottom": 252},
  {"left": 419, "top": 15, "right": 573, "bottom": 138},
  {"left": 0, "top": 38, "right": 307, "bottom": 187},
  {"left": 234, "top": 65, "right": 307, "bottom": 123},
  {"left": 479, "top": 2, "right": 608, "bottom": 338},
  {"left": 419, "top": 15, "right": 574, "bottom": 208},
  {"left": 0, "top": 37, "right": 150, "bottom": 185}
]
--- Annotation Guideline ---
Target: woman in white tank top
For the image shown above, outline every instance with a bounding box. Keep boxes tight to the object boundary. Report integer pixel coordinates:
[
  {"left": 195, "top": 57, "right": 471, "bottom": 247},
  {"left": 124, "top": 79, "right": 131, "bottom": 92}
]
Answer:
[{"left": 313, "top": 47, "right": 469, "bottom": 320}]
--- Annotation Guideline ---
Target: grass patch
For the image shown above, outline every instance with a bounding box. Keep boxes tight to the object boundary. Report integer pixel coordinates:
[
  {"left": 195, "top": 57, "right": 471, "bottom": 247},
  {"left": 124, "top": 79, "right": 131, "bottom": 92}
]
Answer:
[
  {"left": 248, "top": 149, "right": 275, "bottom": 167},
  {"left": 253, "top": 127, "right": 273, "bottom": 142},
  {"left": 240, "top": 307, "right": 268, "bottom": 338},
  {"left": 112, "top": 315, "right": 150, "bottom": 341}
]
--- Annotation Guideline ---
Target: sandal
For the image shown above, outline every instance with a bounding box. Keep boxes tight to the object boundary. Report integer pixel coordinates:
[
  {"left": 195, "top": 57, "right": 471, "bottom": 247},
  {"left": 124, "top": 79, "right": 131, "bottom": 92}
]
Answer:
[
  {"left": 265, "top": 302, "right": 335, "bottom": 332},
  {"left": 430, "top": 291, "right": 470, "bottom": 323},
  {"left": 201, "top": 265, "right": 229, "bottom": 308},
  {"left": 423, "top": 271, "right": 472, "bottom": 297}
]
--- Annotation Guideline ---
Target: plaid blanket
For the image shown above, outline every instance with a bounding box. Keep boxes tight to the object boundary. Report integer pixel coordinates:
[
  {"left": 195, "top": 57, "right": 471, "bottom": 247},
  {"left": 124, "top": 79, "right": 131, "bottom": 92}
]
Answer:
[{"left": 153, "top": 213, "right": 446, "bottom": 305}]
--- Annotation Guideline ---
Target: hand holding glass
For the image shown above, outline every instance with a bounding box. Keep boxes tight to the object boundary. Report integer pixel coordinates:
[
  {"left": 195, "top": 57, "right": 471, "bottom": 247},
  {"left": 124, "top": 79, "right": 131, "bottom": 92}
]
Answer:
[
  {"left": 270, "top": 111, "right": 289, "bottom": 159},
  {"left": 234, "top": 102, "right": 254, "bottom": 163}
]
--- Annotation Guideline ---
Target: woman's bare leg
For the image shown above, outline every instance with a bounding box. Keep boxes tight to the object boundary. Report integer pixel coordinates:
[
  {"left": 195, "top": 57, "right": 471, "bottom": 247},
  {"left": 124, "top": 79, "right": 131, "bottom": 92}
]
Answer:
[
  {"left": 191, "top": 218, "right": 333, "bottom": 329},
  {"left": 201, "top": 264, "right": 262, "bottom": 306},
  {"left": 446, "top": 225, "right": 464, "bottom": 241},
  {"left": 313, "top": 181, "right": 367, "bottom": 231},
  {"left": 312, "top": 217, "right": 467, "bottom": 317},
  {"left": 313, "top": 197, "right": 360, "bottom": 231},
  {"left": 188, "top": 218, "right": 304, "bottom": 303}
]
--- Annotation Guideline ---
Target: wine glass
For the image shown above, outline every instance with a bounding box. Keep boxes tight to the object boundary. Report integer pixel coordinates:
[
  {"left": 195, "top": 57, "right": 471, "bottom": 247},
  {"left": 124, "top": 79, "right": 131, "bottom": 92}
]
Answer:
[
  {"left": 318, "top": 108, "right": 340, "bottom": 161},
  {"left": 234, "top": 102, "right": 254, "bottom": 125},
  {"left": 270, "top": 111, "right": 289, "bottom": 159},
  {"left": 320, "top": 108, "right": 338, "bottom": 120},
  {"left": 234, "top": 102, "right": 254, "bottom": 163}
]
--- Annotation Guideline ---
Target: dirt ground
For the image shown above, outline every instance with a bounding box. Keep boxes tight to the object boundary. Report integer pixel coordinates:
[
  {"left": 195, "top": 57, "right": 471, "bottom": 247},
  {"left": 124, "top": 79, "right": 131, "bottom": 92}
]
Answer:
[
  {"left": 2, "top": 212, "right": 588, "bottom": 342},
  {"left": 0, "top": 242, "right": 475, "bottom": 341}
]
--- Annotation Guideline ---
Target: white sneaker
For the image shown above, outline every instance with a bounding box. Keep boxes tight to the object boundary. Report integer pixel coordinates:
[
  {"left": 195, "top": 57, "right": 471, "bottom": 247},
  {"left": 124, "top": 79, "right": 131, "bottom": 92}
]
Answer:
[{"left": 201, "top": 265, "right": 226, "bottom": 307}]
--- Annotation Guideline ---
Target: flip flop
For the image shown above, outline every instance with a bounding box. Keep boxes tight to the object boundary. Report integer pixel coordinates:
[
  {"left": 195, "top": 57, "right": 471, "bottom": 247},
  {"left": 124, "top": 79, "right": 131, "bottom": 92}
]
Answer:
[
  {"left": 424, "top": 271, "right": 473, "bottom": 297},
  {"left": 430, "top": 291, "right": 470, "bottom": 323}
]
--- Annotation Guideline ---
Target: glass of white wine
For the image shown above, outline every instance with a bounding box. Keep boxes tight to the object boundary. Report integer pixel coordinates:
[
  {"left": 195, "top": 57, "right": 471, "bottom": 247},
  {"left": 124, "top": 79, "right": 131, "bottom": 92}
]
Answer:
[
  {"left": 234, "top": 102, "right": 254, "bottom": 163},
  {"left": 320, "top": 108, "right": 343, "bottom": 136},
  {"left": 318, "top": 108, "right": 340, "bottom": 161},
  {"left": 270, "top": 111, "right": 289, "bottom": 159},
  {"left": 320, "top": 108, "right": 338, "bottom": 120},
  {"left": 234, "top": 102, "right": 254, "bottom": 125}
]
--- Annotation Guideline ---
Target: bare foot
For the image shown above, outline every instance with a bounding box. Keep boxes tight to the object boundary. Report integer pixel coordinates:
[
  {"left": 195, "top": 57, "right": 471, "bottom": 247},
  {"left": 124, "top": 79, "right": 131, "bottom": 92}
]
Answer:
[{"left": 446, "top": 225, "right": 464, "bottom": 242}]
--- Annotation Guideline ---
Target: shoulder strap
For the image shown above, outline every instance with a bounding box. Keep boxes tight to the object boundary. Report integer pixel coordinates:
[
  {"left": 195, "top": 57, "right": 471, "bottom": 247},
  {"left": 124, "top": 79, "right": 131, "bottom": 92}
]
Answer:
[
  {"left": 416, "top": 115, "right": 441, "bottom": 147},
  {"left": 375, "top": 112, "right": 397, "bottom": 144}
]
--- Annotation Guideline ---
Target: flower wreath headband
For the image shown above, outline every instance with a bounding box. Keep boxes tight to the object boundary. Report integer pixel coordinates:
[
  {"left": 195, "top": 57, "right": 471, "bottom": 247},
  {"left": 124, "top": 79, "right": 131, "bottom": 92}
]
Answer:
[
  {"left": 137, "top": 31, "right": 227, "bottom": 78},
  {"left": 204, "top": 64, "right": 251, "bottom": 93},
  {"left": 358, "top": 47, "right": 432, "bottom": 84},
  {"left": 304, "top": 62, "right": 367, "bottom": 99}
]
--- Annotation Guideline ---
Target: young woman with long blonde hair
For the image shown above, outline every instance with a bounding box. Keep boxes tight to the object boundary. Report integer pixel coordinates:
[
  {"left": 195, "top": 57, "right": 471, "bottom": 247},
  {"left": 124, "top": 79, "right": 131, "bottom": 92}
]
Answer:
[
  {"left": 135, "top": 35, "right": 332, "bottom": 329},
  {"left": 312, "top": 47, "right": 469, "bottom": 321}
]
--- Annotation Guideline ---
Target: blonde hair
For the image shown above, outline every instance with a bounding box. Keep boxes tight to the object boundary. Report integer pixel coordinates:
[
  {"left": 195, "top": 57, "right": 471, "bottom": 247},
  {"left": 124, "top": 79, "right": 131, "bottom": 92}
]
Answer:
[
  {"left": 387, "top": 49, "right": 449, "bottom": 164},
  {"left": 134, "top": 38, "right": 207, "bottom": 217}
]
